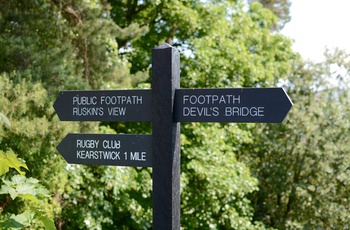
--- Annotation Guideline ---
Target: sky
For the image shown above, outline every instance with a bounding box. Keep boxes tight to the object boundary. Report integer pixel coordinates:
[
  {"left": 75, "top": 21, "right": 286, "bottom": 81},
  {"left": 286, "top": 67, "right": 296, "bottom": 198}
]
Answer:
[{"left": 281, "top": 0, "right": 350, "bottom": 62}]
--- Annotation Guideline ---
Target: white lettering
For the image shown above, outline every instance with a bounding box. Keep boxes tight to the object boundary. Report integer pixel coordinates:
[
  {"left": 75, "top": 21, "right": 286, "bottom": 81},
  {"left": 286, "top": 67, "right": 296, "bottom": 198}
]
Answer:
[
  {"left": 72, "top": 96, "right": 97, "bottom": 106},
  {"left": 76, "top": 150, "right": 99, "bottom": 159},
  {"left": 130, "top": 152, "right": 146, "bottom": 161},
  {"left": 182, "top": 107, "right": 219, "bottom": 117},
  {"left": 72, "top": 107, "right": 104, "bottom": 116},
  {"left": 76, "top": 139, "right": 99, "bottom": 148},
  {"left": 107, "top": 107, "right": 126, "bottom": 116},
  {"left": 141, "top": 152, "right": 146, "bottom": 161},
  {"left": 102, "top": 140, "right": 121, "bottom": 149},
  {"left": 130, "top": 152, "right": 139, "bottom": 160},
  {"left": 102, "top": 151, "right": 120, "bottom": 160},
  {"left": 182, "top": 94, "right": 240, "bottom": 105},
  {"left": 224, "top": 107, "right": 264, "bottom": 117},
  {"left": 101, "top": 96, "right": 143, "bottom": 105}
]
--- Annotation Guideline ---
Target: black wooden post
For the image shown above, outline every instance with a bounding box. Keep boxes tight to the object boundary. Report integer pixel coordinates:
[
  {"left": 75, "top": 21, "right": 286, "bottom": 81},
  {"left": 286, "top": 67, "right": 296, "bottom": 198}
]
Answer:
[{"left": 152, "top": 43, "right": 180, "bottom": 229}]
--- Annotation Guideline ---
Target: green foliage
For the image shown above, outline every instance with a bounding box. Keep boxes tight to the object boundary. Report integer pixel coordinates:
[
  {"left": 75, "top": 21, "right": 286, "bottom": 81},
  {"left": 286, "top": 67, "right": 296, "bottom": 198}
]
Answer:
[
  {"left": 249, "top": 0, "right": 292, "bottom": 30},
  {"left": 61, "top": 165, "right": 152, "bottom": 229},
  {"left": 243, "top": 50, "right": 350, "bottom": 229},
  {"left": 180, "top": 123, "right": 261, "bottom": 229},
  {"left": 4, "top": 0, "right": 339, "bottom": 229},
  {"left": 182, "top": 1, "right": 294, "bottom": 88},
  {"left": 109, "top": 0, "right": 295, "bottom": 87},
  {"left": 0, "top": 172, "right": 56, "bottom": 229},
  {"left": 0, "top": 0, "right": 146, "bottom": 92},
  {"left": 0, "top": 175, "right": 49, "bottom": 202},
  {"left": 1, "top": 210, "right": 55, "bottom": 230},
  {"left": 0, "top": 116, "right": 55, "bottom": 229},
  {"left": 105, "top": 0, "right": 296, "bottom": 228},
  {"left": 0, "top": 71, "right": 72, "bottom": 193},
  {"left": 0, "top": 0, "right": 145, "bottom": 228},
  {"left": 0, "top": 150, "right": 28, "bottom": 177},
  {"left": 0, "top": 113, "right": 11, "bottom": 129}
]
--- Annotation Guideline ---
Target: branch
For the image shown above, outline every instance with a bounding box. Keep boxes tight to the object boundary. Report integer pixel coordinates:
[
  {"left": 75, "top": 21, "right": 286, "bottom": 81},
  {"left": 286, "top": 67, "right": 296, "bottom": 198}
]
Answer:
[{"left": 0, "top": 196, "right": 12, "bottom": 213}]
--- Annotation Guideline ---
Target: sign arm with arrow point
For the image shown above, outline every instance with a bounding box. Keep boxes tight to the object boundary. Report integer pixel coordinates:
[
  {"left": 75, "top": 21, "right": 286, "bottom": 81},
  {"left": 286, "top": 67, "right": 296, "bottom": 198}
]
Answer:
[{"left": 174, "top": 87, "right": 293, "bottom": 123}]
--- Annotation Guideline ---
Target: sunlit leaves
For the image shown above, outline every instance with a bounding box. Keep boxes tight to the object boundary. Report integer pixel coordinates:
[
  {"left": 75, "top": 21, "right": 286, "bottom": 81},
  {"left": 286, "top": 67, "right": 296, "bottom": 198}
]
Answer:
[
  {"left": 0, "top": 175, "right": 49, "bottom": 201},
  {"left": 0, "top": 210, "right": 34, "bottom": 229},
  {"left": 0, "top": 150, "right": 28, "bottom": 177},
  {"left": 244, "top": 52, "right": 350, "bottom": 229},
  {"left": 0, "top": 113, "right": 11, "bottom": 129},
  {"left": 180, "top": 122, "right": 262, "bottom": 228},
  {"left": 185, "top": 2, "right": 295, "bottom": 88},
  {"left": 0, "top": 148, "right": 55, "bottom": 229}
]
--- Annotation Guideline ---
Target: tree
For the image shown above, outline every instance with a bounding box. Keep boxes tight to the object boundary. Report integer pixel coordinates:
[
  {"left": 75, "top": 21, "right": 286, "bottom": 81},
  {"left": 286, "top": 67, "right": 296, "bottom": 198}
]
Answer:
[
  {"left": 243, "top": 49, "right": 350, "bottom": 229},
  {"left": 1, "top": 0, "right": 299, "bottom": 228},
  {"left": 0, "top": 0, "right": 144, "bottom": 229},
  {"left": 0, "top": 113, "right": 56, "bottom": 229},
  {"left": 249, "top": 0, "right": 292, "bottom": 30}
]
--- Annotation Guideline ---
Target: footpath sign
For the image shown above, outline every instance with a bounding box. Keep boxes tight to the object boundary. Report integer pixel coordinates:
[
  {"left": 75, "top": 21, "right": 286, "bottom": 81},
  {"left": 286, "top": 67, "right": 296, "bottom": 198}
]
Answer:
[
  {"left": 57, "top": 134, "right": 152, "bottom": 167},
  {"left": 54, "top": 43, "right": 292, "bottom": 230},
  {"left": 174, "top": 88, "right": 292, "bottom": 123},
  {"left": 54, "top": 90, "right": 152, "bottom": 122}
]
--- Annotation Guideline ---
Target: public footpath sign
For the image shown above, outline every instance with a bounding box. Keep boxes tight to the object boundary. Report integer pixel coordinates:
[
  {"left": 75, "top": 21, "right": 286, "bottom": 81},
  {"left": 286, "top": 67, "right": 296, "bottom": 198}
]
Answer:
[
  {"left": 53, "top": 90, "right": 152, "bottom": 122},
  {"left": 57, "top": 134, "right": 152, "bottom": 167},
  {"left": 54, "top": 43, "right": 293, "bottom": 230},
  {"left": 54, "top": 90, "right": 152, "bottom": 121}
]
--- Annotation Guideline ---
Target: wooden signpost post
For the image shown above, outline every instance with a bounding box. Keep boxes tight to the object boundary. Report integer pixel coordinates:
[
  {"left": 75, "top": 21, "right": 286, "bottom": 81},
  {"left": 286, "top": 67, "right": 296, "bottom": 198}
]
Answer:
[{"left": 54, "top": 43, "right": 293, "bottom": 229}]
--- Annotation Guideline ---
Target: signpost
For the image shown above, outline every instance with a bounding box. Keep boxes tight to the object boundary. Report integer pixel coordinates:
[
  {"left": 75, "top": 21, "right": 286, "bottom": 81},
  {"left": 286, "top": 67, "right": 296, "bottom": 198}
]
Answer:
[{"left": 54, "top": 43, "right": 293, "bottom": 230}]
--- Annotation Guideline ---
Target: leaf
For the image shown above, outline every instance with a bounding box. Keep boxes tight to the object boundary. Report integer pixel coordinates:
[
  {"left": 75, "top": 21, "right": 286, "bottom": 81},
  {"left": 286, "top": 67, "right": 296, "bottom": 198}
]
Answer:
[
  {"left": 0, "top": 112, "right": 11, "bottom": 128},
  {"left": 0, "top": 210, "right": 33, "bottom": 229},
  {"left": 0, "top": 150, "right": 28, "bottom": 176},
  {"left": 0, "top": 175, "right": 49, "bottom": 201},
  {"left": 0, "top": 184, "right": 18, "bottom": 199},
  {"left": 19, "top": 194, "right": 41, "bottom": 204},
  {"left": 10, "top": 174, "right": 27, "bottom": 184},
  {"left": 35, "top": 187, "right": 50, "bottom": 197},
  {"left": 40, "top": 216, "right": 57, "bottom": 230}
]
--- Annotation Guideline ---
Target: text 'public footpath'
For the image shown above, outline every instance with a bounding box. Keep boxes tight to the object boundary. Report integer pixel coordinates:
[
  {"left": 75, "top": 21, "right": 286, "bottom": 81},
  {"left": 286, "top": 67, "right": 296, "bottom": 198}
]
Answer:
[{"left": 72, "top": 95, "right": 143, "bottom": 117}]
